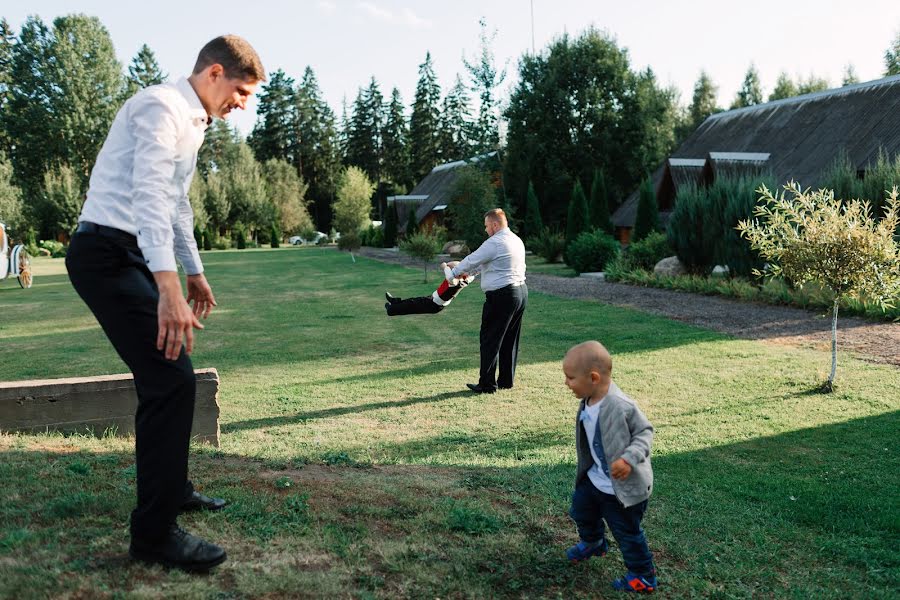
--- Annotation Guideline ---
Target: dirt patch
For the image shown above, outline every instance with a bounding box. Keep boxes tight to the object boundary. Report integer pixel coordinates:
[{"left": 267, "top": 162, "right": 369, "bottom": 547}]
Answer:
[{"left": 357, "top": 247, "right": 900, "bottom": 368}]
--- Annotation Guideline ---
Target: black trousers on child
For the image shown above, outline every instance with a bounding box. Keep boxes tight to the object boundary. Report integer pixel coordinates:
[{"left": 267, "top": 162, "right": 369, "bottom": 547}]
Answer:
[
  {"left": 66, "top": 227, "right": 197, "bottom": 544},
  {"left": 386, "top": 296, "right": 445, "bottom": 316},
  {"left": 478, "top": 283, "right": 528, "bottom": 391}
]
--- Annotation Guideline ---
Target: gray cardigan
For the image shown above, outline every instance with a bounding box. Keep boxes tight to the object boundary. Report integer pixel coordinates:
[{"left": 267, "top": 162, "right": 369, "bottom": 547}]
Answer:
[{"left": 575, "top": 382, "right": 654, "bottom": 508}]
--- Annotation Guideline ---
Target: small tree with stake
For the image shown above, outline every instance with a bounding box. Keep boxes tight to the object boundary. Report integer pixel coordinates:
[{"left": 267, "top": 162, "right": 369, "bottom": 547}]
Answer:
[
  {"left": 738, "top": 182, "right": 900, "bottom": 392},
  {"left": 400, "top": 229, "right": 443, "bottom": 282}
]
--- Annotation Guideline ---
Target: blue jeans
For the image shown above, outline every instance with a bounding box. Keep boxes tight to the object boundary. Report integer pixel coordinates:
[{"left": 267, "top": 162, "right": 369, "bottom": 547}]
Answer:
[{"left": 569, "top": 477, "right": 654, "bottom": 575}]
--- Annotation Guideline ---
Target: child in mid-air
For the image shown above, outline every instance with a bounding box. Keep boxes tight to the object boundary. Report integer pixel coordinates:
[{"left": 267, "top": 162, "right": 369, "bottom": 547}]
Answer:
[
  {"left": 384, "top": 261, "right": 475, "bottom": 316},
  {"left": 562, "top": 340, "right": 657, "bottom": 594}
]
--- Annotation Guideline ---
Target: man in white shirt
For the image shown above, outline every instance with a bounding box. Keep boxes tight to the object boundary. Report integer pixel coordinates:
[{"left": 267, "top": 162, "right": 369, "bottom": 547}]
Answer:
[
  {"left": 66, "top": 35, "right": 265, "bottom": 572},
  {"left": 450, "top": 208, "right": 527, "bottom": 393}
]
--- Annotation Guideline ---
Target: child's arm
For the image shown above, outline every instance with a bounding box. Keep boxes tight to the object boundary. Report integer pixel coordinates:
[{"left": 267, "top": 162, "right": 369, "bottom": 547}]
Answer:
[{"left": 612, "top": 404, "right": 654, "bottom": 479}]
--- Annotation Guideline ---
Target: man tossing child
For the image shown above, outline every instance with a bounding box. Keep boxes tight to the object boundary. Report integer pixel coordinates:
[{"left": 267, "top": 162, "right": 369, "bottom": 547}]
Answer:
[{"left": 563, "top": 340, "right": 658, "bottom": 594}]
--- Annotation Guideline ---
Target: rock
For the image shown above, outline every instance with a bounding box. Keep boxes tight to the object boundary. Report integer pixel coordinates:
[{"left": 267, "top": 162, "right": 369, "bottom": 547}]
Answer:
[
  {"left": 712, "top": 265, "right": 730, "bottom": 276},
  {"left": 442, "top": 240, "right": 469, "bottom": 258},
  {"left": 579, "top": 272, "right": 606, "bottom": 280},
  {"left": 654, "top": 256, "right": 687, "bottom": 276}
]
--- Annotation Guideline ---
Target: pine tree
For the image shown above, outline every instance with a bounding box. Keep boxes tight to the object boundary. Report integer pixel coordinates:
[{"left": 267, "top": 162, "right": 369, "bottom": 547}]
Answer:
[
  {"left": 381, "top": 87, "right": 410, "bottom": 190},
  {"left": 383, "top": 200, "right": 398, "bottom": 247},
  {"left": 405, "top": 204, "right": 418, "bottom": 236},
  {"left": 885, "top": 29, "right": 900, "bottom": 76},
  {"left": 590, "top": 169, "right": 613, "bottom": 234},
  {"left": 248, "top": 69, "right": 298, "bottom": 165},
  {"left": 464, "top": 18, "right": 506, "bottom": 153},
  {"left": 127, "top": 43, "right": 166, "bottom": 93},
  {"left": 523, "top": 181, "right": 543, "bottom": 241},
  {"left": 797, "top": 74, "right": 830, "bottom": 95},
  {"left": 0, "top": 18, "right": 16, "bottom": 156},
  {"left": 440, "top": 75, "right": 473, "bottom": 162},
  {"left": 565, "top": 180, "right": 590, "bottom": 256},
  {"left": 345, "top": 78, "right": 383, "bottom": 182},
  {"left": 296, "top": 67, "right": 340, "bottom": 232},
  {"left": 842, "top": 64, "right": 860, "bottom": 86},
  {"left": 730, "top": 64, "right": 763, "bottom": 109},
  {"left": 631, "top": 177, "right": 660, "bottom": 243},
  {"left": 768, "top": 72, "right": 798, "bottom": 101},
  {"left": 409, "top": 52, "right": 442, "bottom": 181}
]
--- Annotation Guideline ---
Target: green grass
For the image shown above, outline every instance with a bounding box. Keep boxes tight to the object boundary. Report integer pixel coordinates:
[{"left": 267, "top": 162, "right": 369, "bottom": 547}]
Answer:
[
  {"left": 523, "top": 254, "right": 578, "bottom": 277},
  {"left": 0, "top": 247, "right": 898, "bottom": 599}
]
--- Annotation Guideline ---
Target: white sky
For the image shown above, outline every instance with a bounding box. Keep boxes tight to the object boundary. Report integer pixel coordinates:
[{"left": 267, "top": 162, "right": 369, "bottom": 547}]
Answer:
[{"left": 6, "top": 1, "right": 900, "bottom": 136}]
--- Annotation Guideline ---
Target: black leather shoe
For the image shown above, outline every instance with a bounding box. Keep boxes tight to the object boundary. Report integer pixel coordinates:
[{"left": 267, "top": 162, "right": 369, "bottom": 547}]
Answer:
[
  {"left": 385, "top": 291, "right": 401, "bottom": 305},
  {"left": 466, "top": 383, "right": 496, "bottom": 394},
  {"left": 181, "top": 490, "right": 227, "bottom": 512},
  {"left": 129, "top": 525, "right": 226, "bottom": 572}
]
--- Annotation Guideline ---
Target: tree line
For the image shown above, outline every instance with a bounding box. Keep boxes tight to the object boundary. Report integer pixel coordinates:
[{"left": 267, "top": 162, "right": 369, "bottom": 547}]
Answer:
[{"left": 1, "top": 13, "right": 898, "bottom": 247}]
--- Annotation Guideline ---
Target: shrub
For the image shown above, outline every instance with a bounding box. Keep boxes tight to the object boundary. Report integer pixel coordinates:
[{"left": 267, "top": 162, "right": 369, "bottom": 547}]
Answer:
[
  {"left": 523, "top": 181, "right": 543, "bottom": 240},
  {"left": 202, "top": 229, "right": 212, "bottom": 251},
  {"left": 632, "top": 176, "right": 660, "bottom": 242},
  {"left": 564, "top": 180, "right": 590, "bottom": 263},
  {"left": 383, "top": 201, "right": 398, "bottom": 247},
  {"left": 213, "top": 236, "right": 230, "bottom": 250},
  {"left": 337, "top": 230, "right": 360, "bottom": 253},
  {"left": 236, "top": 228, "right": 247, "bottom": 249},
  {"left": 360, "top": 224, "right": 384, "bottom": 247},
  {"left": 667, "top": 184, "right": 716, "bottom": 274},
  {"left": 400, "top": 230, "right": 443, "bottom": 282},
  {"left": 625, "top": 231, "right": 671, "bottom": 270},
  {"left": 270, "top": 224, "right": 280, "bottom": 248},
  {"left": 38, "top": 239, "right": 67, "bottom": 258},
  {"left": 527, "top": 227, "right": 566, "bottom": 263},
  {"left": 566, "top": 229, "right": 620, "bottom": 274}
]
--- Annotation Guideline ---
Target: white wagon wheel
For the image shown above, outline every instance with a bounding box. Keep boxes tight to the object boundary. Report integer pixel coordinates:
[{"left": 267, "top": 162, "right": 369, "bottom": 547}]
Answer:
[{"left": 11, "top": 245, "right": 32, "bottom": 289}]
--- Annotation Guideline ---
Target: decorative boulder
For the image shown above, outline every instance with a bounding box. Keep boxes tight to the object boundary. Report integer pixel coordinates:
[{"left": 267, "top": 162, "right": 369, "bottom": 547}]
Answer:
[
  {"left": 654, "top": 256, "right": 687, "bottom": 276},
  {"left": 442, "top": 240, "right": 469, "bottom": 258}
]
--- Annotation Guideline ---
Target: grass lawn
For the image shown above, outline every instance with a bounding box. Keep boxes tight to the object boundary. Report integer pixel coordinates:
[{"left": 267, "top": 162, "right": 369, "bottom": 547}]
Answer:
[{"left": 0, "top": 247, "right": 897, "bottom": 599}]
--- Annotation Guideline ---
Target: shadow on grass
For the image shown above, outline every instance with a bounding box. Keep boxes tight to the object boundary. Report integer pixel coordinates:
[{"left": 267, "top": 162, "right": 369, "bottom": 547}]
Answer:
[
  {"left": 221, "top": 390, "right": 473, "bottom": 433},
  {"left": 1, "top": 411, "right": 896, "bottom": 597}
]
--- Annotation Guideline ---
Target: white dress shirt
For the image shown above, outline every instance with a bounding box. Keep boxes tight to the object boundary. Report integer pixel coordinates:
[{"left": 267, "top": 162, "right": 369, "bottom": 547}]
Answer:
[
  {"left": 580, "top": 396, "right": 615, "bottom": 494},
  {"left": 79, "top": 77, "right": 210, "bottom": 274},
  {"left": 451, "top": 227, "right": 526, "bottom": 292}
]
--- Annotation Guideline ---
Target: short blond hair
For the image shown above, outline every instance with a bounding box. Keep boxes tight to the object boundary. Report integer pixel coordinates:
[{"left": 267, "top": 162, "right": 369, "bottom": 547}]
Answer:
[
  {"left": 193, "top": 35, "right": 266, "bottom": 82},
  {"left": 565, "top": 341, "right": 612, "bottom": 377},
  {"left": 484, "top": 208, "right": 507, "bottom": 225}
]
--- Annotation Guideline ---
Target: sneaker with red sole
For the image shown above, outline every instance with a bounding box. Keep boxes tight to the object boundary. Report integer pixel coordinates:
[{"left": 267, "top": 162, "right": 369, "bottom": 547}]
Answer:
[
  {"left": 611, "top": 571, "right": 657, "bottom": 594},
  {"left": 566, "top": 539, "right": 608, "bottom": 563}
]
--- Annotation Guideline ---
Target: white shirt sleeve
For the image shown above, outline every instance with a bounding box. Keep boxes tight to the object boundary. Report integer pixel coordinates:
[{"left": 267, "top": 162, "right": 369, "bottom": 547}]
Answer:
[
  {"left": 130, "top": 95, "right": 180, "bottom": 273},
  {"left": 172, "top": 163, "right": 203, "bottom": 275},
  {"left": 451, "top": 236, "right": 497, "bottom": 278}
]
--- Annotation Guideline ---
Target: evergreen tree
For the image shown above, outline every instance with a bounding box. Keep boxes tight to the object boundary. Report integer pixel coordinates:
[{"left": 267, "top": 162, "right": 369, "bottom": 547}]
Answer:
[
  {"left": 730, "top": 64, "right": 763, "bottom": 109},
  {"left": 885, "top": 29, "right": 900, "bottom": 76},
  {"left": 439, "top": 75, "right": 473, "bottom": 162},
  {"left": 842, "top": 64, "right": 860, "bottom": 86},
  {"left": 270, "top": 223, "right": 280, "bottom": 248},
  {"left": 632, "top": 176, "right": 660, "bottom": 242},
  {"left": 768, "top": 72, "right": 798, "bottom": 101},
  {"left": 383, "top": 199, "right": 398, "bottom": 247},
  {"left": 345, "top": 78, "right": 383, "bottom": 183},
  {"left": 0, "top": 18, "right": 16, "bottom": 156},
  {"left": 296, "top": 67, "right": 340, "bottom": 232},
  {"left": 564, "top": 180, "right": 590, "bottom": 256},
  {"left": 590, "top": 168, "right": 613, "bottom": 234},
  {"left": 381, "top": 87, "right": 410, "bottom": 191},
  {"left": 188, "top": 173, "right": 209, "bottom": 231},
  {"left": 405, "top": 204, "right": 418, "bottom": 235},
  {"left": 204, "top": 171, "right": 230, "bottom": 234},
  {"left": 248, "top": 69, "right": 298, "bottom": 165},
  {"left": 197, "top": 119, "right": 240, "bottom": 176},
  {"left": 126, "top": 43, "right": 166, "bottom": 93},
  {"left": 523, "top": 181, "right": 543, "bottom": 240},
  {"left": 409, "top": 52, "right": 442, "bottom": 181},
  {"left": 225, "top": 143, "right": 268, "bottom": 235},
  {"left": 464, "top": 18, "right": 506, "bottom": 153}
]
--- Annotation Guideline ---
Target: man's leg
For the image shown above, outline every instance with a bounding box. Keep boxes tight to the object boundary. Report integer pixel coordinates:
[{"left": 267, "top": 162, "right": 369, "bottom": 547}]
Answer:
[
  {"left": 477, "top": 289, "right": 516, "bottom": 391},
  {"left": 66, "top": 234, "right": 196, "bottom": 543},
  {"left": 386, "top": 296, "right": 443, "bottom": 316},
  {"left": 497, "top": 284, "right": 527, "bottom": 389}
]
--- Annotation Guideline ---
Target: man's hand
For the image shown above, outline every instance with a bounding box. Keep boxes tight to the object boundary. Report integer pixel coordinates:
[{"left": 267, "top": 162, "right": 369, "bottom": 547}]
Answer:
[
  {"left": 154, "top": 271, "right": 203, "bottom": 360},
  {"left": 186, "top": 273, "right": 217, "bottom": 318},
  {"left": 610, "top": 458, "right": 632, "bottom": 480}
]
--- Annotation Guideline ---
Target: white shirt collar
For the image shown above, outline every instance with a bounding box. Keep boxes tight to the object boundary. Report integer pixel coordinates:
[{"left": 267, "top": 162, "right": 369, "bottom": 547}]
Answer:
[{"left": 175, "top": 77, "right": 211, "bottom": 127}]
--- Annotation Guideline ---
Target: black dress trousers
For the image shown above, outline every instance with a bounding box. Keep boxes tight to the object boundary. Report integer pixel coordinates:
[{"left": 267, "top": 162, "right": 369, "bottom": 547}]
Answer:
[
  {"left": 478, "top": 283, "right": 528, "bottom": 391},
  {"left": 66, "top": 229, "right": 196, "bottom": 543},
  {"left": 386, "top": 295, "right": 445, "bottom": 316}
]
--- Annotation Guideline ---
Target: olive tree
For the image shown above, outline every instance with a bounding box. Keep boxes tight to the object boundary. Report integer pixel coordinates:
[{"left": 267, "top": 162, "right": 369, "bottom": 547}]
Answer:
[{"left": 738, "top": 182, "right": 900, "bottom": 391}]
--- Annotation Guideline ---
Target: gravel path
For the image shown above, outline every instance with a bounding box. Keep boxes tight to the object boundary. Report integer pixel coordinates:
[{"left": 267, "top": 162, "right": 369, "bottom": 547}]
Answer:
[{"left": 357, "top": 247, "right": 900, "bottom": 368}]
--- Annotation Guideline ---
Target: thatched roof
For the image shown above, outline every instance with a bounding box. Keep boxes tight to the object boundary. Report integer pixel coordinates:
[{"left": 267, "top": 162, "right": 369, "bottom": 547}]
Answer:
[{"left": 612, "top": 74, "right": 900, "bottom": 228}]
